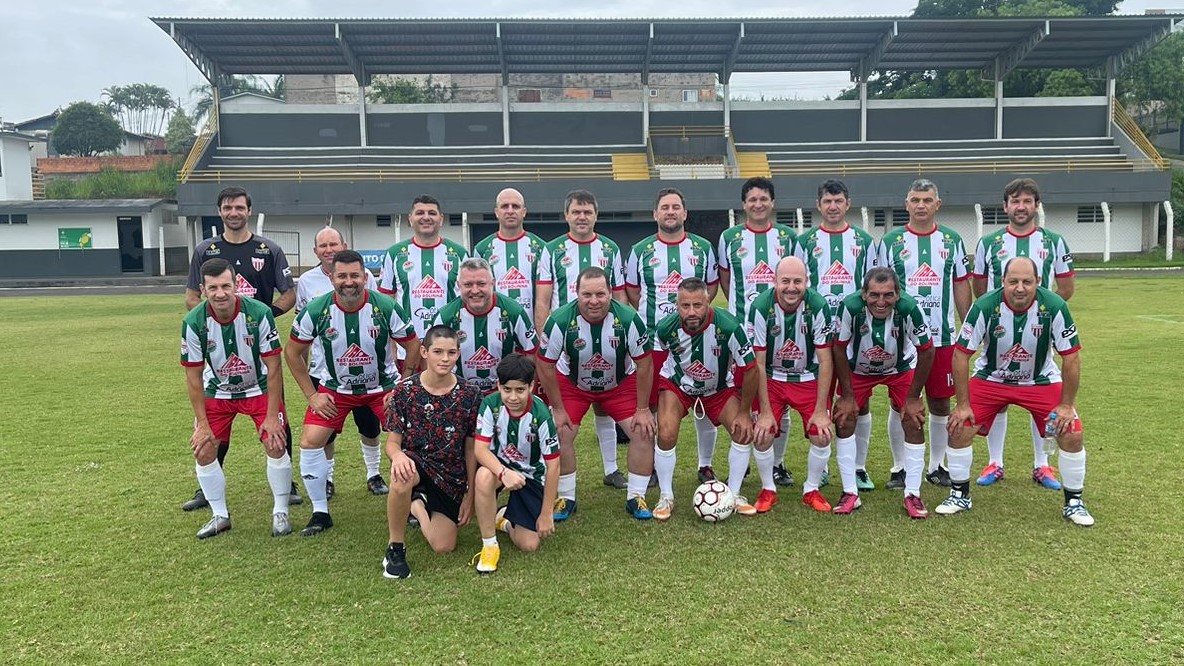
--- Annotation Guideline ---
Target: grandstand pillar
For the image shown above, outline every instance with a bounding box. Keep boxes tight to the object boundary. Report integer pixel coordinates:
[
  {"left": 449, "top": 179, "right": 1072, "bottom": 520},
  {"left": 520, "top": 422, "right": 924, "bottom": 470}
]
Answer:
[
  {"left": 858, "top": 80, "right": 868, "bottom": 142},
  {"left": 1166, "top": 201, "right": 1175, "bottom": 261},
  {"left": 462, "top": 212, "right": 472, "bottom": 250},
  {"left": 1101, "top": 201, "right": 1112, "bottom": 262},
  {"left": 358, "top": 83, "right": 368, "bottom": 147},
  {"left": 994, "top": 79, "right": 1004, "bottom": 140},
  {"left": 860, "top": 207, "right": 870, "bottom": 232},
  {"left": 723, "top": 84, "right": 731, "bottom": 133},
  {"left": 973, "top": 204, "right": 984, "bottom": 244},
  {"left": 642, "top": 85, "right": 650, "bottom": 141},
  {"left": 501, "top": 85, "right": 511, "bottom": 146},
  {"left": 1106, "top": 77, "right": 1116, "bottom": 139}
]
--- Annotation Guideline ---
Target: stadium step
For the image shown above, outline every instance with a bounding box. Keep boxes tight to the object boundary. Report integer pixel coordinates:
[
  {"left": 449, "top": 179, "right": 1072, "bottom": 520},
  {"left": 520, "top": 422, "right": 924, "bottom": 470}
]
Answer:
[
  {"left": 612, "top": 153, "right": 652, "bottom": 181},
  {"left": 736, "top": 151, "right": 771, "bottom": 178}
]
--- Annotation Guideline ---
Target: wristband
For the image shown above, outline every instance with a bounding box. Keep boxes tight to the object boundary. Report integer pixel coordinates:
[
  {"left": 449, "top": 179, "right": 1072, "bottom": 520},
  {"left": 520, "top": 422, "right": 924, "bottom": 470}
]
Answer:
[{"left": 497, "top": 468, "right": 506, "bottom": 483}]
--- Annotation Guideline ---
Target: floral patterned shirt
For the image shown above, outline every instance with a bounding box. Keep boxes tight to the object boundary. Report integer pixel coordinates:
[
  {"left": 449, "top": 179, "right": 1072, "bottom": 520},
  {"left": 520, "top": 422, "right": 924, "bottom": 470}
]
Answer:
[{"left": 385, "top": 374, "right": 482, "bottom": 503}]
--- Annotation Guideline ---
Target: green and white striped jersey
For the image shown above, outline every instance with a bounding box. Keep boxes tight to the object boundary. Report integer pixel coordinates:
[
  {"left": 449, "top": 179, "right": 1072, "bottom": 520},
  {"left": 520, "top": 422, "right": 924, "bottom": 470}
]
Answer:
[
  {"left": 540, "top": 300, "right": 651, "bottom": 392},
  {"left": 547, "top": 233, "right": 626, "bottom": 309},
  {"left": 295, "top": 266, "right": 379, "bottom": 381},
  {"left": 473, "top": 231, "right": 553, "bottom": 322},
  {"left": 476, "top": 393, "right": 559, "bottom": 485},
  {"left": 181, "top": 296, "right": 282, "bottom": 399},
  {"left": 748, "top": 288, "right": 833, "bottom": 383},
  {"left": 972, "top": 227, "right": 1074, "bottom": 290},
  {"left": 433, "top": 293, "right": 539, "bottom": 394},
  {"left": 290, "top": 290, "right": 416, "bottom": 395},
  {"left": 654, "top": 307, "right": 755, "bottom": 396},
  {"left": 794, "top": 224, "right": 879, "bottom": 312},
  {"left": 626, "top": 233, "right": 719, "bottom": 331},
  {"left": 955, "top": 287, "right": 1080, "bottom": 386},
  {"left": 878, "top": 224, "right": 970, "bottom": 347},
  {"left": 836, "top": 292, "right": 932, "bottom": 376},
  {"left": 717, "top": 223, "right": 797, "bottom": 324},
  {"left": 377, "top": 237, "right": 469, "bottom": 338}
]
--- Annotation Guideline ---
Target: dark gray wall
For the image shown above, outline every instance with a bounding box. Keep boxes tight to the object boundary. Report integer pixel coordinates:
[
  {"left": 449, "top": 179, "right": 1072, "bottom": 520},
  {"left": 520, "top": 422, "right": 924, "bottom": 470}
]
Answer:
[
  {"left": 650, "top": 111, "right": 724, "bottom": 127},
  {"left": 1003, "top": 106, "right": 1108, "bottom": 138},
  {"left": 220, "top": 113, "right": 362, "bottom": 147},
  {"left": 867, "top": 108, "right": 995, "bottom": 141},
  {"left": 368, "top": 112, "right": 503, "bottom": 146},
  {"left": 1, "top": 250, "right": 128, "bottom": 277},
  {"left": 732, "top": 110, "right": 860, "bottom": 143},
  {"left": 509, "top": 112, "right": 642, "bottom": 145}
]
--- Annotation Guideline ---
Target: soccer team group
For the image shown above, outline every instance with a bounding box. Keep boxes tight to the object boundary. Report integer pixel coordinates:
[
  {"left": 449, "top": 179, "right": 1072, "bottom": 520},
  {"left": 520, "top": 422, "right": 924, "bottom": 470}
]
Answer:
[{"left": 180, "top": 175, "right": 1091, "bottom": 578}]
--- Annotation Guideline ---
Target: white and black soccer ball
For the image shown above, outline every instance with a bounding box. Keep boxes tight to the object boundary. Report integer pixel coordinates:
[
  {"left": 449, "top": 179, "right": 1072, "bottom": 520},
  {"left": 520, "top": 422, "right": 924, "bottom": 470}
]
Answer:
[{"left": 692, "top": 480, "right": 735, "bottom": 522}]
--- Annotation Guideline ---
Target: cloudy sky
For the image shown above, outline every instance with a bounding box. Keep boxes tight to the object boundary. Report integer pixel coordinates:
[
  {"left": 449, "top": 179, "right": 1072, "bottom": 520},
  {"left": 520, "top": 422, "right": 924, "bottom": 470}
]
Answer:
[{"left": 0, "top": 0, "right": 1166, "bottom": 124}]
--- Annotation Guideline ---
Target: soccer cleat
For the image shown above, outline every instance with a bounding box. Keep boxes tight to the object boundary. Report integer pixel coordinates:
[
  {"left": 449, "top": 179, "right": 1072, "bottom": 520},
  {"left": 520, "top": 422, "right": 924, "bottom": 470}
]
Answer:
[
  {"left": 603, "top": 470, "right": 628, "bottom": 489},
  {"left": 976, "top": 463, "right": 1005, "bottom": 486},
  {"left": 288, "top": 482, "right": 304, "bottom": 506},
  {"left": 1032, "top": 466, "right": 1062, "bottom": 491},
  {"left": 326, "top": 480, "right": 335, "bottom": 500},
  {"left": 625, "top": 496, "right": 653, "bottom": 520},
  {"left": 935, "top": 490, "right": 972, "bottom": 515},
  {"left": 819, "top": 469, "right": 830, "bottom": 488},
  {"left": 471, "top": 543, "right": 501, "bottom": 574},
  {"left": 300, "top": 511, "right": 333, "bottom": 536},
  {"left": 773, "top": 464, "right": 794, "bottom": 487},
  {"left": 271, "top": 512, "right": 291, "bottom": 537},
  {"left": 926, "top": 466, "right": 952, "bottom": 487},
  {"left": 886, "top": 469, "right": 906, "bottom": 490},
  {"left": 754, "top": 489, "right": 779, "bottom": 513},
  {"left": 182, "top": 487, "right": 209, "bottom": 512},
  {"left": 832, "top": 492, "right": 862, "bottom": 515},
  {"left": 196, "top": 514, "right": 232, "bottom": 539},
  {"left": 652, "top": 496, "right": 675, "bottom": 522},
  {"left": 553, "top": 498, "right": 578, "bottom": 522},
  {"left": 904, "top": 494, "right": 929, "bottom": 520},
  {"left": 855, "top": 469, "right": 875, "bottom": 491},
  {"left": 495, "top": 505, "right": 510, "bottom": 532},
  {"left": 734, "top": 495, "right": 758, "bottom": 517},
  {"left": 697, "top": 465, "right": 716, "bottom": 483},
  {"left": 382, "top": 543, "right": 411, "bottom": 579},
  {"left": 1062, "top": 498, "right": 1095, "bottom": 527},
  {"left": 367, "top": 474, "right": 390, "bottom": 495},
  {"left": 802, "top": 490, "right": 832, "bottom": 513}
]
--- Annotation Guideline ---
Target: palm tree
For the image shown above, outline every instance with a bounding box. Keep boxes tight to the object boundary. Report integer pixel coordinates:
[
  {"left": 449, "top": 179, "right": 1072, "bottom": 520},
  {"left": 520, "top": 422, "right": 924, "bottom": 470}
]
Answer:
[{"left": 189, "top": 75, "right": 286, "bottom": 125}]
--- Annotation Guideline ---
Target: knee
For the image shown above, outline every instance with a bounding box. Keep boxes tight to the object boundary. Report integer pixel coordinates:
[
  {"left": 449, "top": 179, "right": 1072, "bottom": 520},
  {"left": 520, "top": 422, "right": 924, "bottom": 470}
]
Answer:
[
  {"left": 1058, "top": 432, "right": 1084, "bottom": 453},
  {"left": 429, "top": 534, "right": 457, "bottom": 554},
  {"left": 475, "top": 466, "right": 498, "bottom": 488},
  {"left": 516, "top": 535, "right": 540, "bottom": 552}
]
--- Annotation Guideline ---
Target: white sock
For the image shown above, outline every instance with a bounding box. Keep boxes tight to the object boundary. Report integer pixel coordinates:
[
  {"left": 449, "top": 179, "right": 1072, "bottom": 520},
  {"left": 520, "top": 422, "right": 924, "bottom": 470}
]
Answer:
[
  {"left": 726, "top": 442, "right": 750, "bottom": 496},
  {"left": 558, "top": 472, "right": 577, "bottom": 502},
  {"left": 266, "top": 454, "right": 292, "bottom": 514},
  {"left": 835, "top": 435, "right": 858, "bottom": 494},
  {"left": 855, "top": 413, "right": 872, "bottom": 468},
  {"left": 196, "top": 460, "right": 228, "bottom": 517},
  {"left": 1030, "top": 418, "right": 1049, "bottom": 469},
  {"left": 1059, "top": 448, "right": 1086, "bottom": 492},
  {"left": 947, "top": 446, "right": 974, "bottom": 484},
  {"left": 654, "top": 447, "right": 676, "bottom": 499},
  {"left": 361, "top": 440, "right": 382, "bottom": 478},
  {"left": 804, "top": 444, "right": 831, "bottom": 493},
  {"left": 327, "top": 456, "right": 336, "bottom": 483},
  {"left": 299, "top": 448, "right": 330, "bottom": 514},
  {"left": 929, "top": 414, "right": 949, "bottom": 473},
  {"left": 772, "top": 414, "right": 790, "bottom": 465},
  {"left": 695, "top": 416, "right": 718, "bottom": 467},
  {"left": 627, "top": 473, "right": 649, "bottom": 500},
  {"left": 987, "top": 411, "right": 1007, "bottom": 466},
  {"left": 754, "top": 447, "right": 776, "bottom": 491},
  {"left": 482, "top": 535, "right": 498, "bottom": 548},
  {"left": 904, "top": 442, "right": 925, "bottom": 497},
  {"left": 887, "top": 410, "right": 905, "bottom": 471},
  {"left": 595, "top": 415, "right": 619, "bottom": 476}
]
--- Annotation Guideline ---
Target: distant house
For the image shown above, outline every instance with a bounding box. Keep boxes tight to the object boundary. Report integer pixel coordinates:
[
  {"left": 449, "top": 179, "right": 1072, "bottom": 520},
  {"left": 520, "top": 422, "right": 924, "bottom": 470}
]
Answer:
[{"left": 15, "top": 110, "right": 167, "bottom": 159}]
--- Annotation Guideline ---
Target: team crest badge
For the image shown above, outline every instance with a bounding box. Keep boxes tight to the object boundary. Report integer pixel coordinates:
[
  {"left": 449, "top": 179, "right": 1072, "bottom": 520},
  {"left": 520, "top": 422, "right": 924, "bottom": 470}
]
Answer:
[
  {"left": 770, "top": 325, "right": 781, "bottom": 337},
  {"left": 939, "top": 248, "right": 949, "bottom": 260},
  {"left": 325, "top": 327, "right": 339, "bottom": 341},
  {"left": 689, "top": 257, "right": 700, "bottom": 267},
  {"left": 457, "top": 330, "right": 467, "bottom": 342},
  {"left": 648, "top": 256, "right": 662, "bottom": 267},
  {"left": 736, "top": 246, "right": 748, "bottom": 258},
  {"left": 899, "top": 248, "right": 911, "bottom": 260},
  {"left": 711, "top": 345, "right": 720, "bottom": 357},
  {"left": 369, "top": 326, "right": 381, "bottom": 339},
  {"left": 403, "top": 260, "right": 416, "bottom": 271},
  {"left": 609, "top": 336, "right": 620, "bottom": 349},
  {"left": 993, "top": 325, "right": 1007, "bottom": 338},
  {"left": 852, "top": 246, "right": 862, "bottom": 258},
  {"left": 242, "top": 334, "right": 254, "bottom": 347},
  {"left": 442, "top": 260, "right": 453, "bottom": 272},
  {"left": 812, "top": 246, "right": 824, "bottom": 257},
  {"left": 573, "top": 337, "right": 587, "bottom": 350},
  {"left": 497, "top": 329, "right": 508, "bottom": 342},
  {"left": 598, "top": 256, "right": 609, "bottom": 267},
  {"left": 251, "top": 257, "right": 265, "bottom": 272},
  {"left": 561, "top": 255, "right": 574, "bottom": 268},
  {"left": 1031, "top": 325, "right": 1043, "bottom": 336}
]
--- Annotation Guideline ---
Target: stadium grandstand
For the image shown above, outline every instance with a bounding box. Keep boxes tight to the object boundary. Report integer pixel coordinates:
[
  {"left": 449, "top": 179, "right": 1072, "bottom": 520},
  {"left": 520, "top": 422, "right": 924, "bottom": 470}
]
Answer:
[{"left": 154, "top": 16, "right": 1180, "bottom": 267}]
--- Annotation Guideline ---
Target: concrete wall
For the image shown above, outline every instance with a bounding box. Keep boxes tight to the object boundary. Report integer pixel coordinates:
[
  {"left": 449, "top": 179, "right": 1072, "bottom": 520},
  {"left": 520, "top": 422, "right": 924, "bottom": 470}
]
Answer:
[
  {"left": 219, "top": 109, "right": 362, "bottom": 147},
  {"left": 0, "top": 135, "right": 34, "bottom": 200},
  {"left": 732, "top": 107, "right": 861, "bottom": 143},
  {"left": 509, "top": 111, "right": 643, "bottom": 145},
  {"left": 368, "top": 111, "right": 504, "bottom": 146}
]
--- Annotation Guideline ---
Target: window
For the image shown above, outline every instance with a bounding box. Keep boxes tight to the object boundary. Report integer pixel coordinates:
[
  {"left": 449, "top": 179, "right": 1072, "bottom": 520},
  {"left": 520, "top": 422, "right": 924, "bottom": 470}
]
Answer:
[
  {"left": 872, "top": 209, "right": 909, "bottom": 227},
  {"left": 448, "top": 214, "right": 463, "bottom": 226},
  {"left": 648, "top": 88, "right": 659, "bottom": 97},
  {"left": 1077, "top": 205, "right": 1104, "bottom": 224},
  {"left": 517, "top": 89, "right": 541, "bottom": 103},
  {"left": 10, "top": 214, "right": 27, "bottom": 224},
  {"left": 681, "top": 89, "right": 698, "bottom": 103},
  {"left": 0, "top": 214, "right": 8, "bottom": 224},
  {"left": 593, "top": 89, "right": 612, "bottom": 99},
  {"left": 775, "top": 211, "right": 811, "bottom": 227},
  {"left": 980, "top": 206, "right": 1007, "bottom": 225},
  {"left": 376, "top": 215, "right": 392, "bottom": 228}
]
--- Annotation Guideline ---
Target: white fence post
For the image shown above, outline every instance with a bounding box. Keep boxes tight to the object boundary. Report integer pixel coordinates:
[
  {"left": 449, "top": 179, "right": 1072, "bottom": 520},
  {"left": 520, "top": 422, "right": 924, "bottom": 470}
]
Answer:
[
  {"left": 795, "top": 208, "right": 804, "bottom": 234},
  {"left": 860, "top": 206, "right": 870, "bottom": 233},
  {"left": 1166, "top": 201, "right": 1175, "bottom": 262},
  {"left": 1036, "top": 203, "right": 1045, "bottom": 228},
  {"left": 728, "top": 208, "right": 736, "bottom": 228},
  {"left": 256, "top": 212, "right": 266, "bottom": 235},
  {"left": 1100, "top": 201, "right": 1111, "bottom": 263},
  {"left": 974, "top": 203, "right": 984, "bottom": 243}
]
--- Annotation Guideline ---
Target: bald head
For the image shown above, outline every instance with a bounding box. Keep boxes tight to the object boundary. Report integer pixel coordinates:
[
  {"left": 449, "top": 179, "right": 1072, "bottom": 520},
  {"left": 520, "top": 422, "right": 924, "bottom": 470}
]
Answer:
[
  {"left": 1003, "top": 255, "right": 1038, "bottom": 280},
  {"left": 776, "top": 255, "right": 807, "bottom": 281},
  {"left": 774, "top": 255, "right": 809, "bottom": 310},
  {"left": 494, "top": 188, "right": 527, "bottom": 235},
  {"left": 314, "top": 226, "right": 345, "bottom": 245},
  {"left": 313, "top": 226, "right": 347, "bottom": 269}
]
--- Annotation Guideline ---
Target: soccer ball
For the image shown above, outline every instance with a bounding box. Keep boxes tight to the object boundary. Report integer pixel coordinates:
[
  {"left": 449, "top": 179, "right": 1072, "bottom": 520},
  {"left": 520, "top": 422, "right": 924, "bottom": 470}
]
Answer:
[{"left": 692, "top": 480, "right": 735, "bottom": 522}]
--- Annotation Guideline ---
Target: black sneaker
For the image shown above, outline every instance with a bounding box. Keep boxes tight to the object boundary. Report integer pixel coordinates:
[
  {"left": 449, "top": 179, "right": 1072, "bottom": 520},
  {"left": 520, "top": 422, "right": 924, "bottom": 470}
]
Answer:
[
  {"left": 326, "top": 480, "right": 335, "bottom": 500},
  {"left": 300, "top": 511, "right": 333, "bottom": 536},
  {"left": 925, "top": 466, "right": 952, "bottom": 487},
  {"left": 697, "top": 465, "right": 716, "bottom": 483},
  {"left": 382, "top": 543, "right": 411, "bottom": 579},
  {"left": 886, "top": 469, "right": 906, "bottom": 490},
  {"left": 603, "top": 470, "right": 628, "bottom": 489},
  {"left": 181, "top": 487, "right": 209, "bottom": 512},
  {"left": 367, "top": 474, "right": 390, "bottom": 495},
  {"left": 773, "top": 464, "right": 794, "bottom": 487},
  {"left": 288, "top": 482, "right": 304, "bottom": 506}
]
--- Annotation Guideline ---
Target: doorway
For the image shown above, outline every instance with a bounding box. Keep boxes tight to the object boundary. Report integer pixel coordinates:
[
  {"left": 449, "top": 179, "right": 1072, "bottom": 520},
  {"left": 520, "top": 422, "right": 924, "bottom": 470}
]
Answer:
[{"left": 117, "top": 216, "right": 144, "bottom": 273}]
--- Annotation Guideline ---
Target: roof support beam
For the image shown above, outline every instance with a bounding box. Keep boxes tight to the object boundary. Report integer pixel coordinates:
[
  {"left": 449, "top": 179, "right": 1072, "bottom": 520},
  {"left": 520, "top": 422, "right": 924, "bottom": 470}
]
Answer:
[
  {"left": 496, "top": 22, "right": 509, "bottom": 85},
  {"left": 852, "top": 22, "right": 896, "bottom": 82},
  {"left": 1106, "top": 18, "right": 1178, "bottom": 76},
  {"left": 721, "top": 22, "right": 745, "bottom": 83},
  {"left": 170, "top": 21, "right": 230, "bottom": 88},
  {"left": 641, "top": 23, "right": 654, "bottom": 85},
  {"left": 982, "top": 21, "right": 1048, "bottom": 81},
  {"left": 335, "top": 23, "right": 370, "bottom": 87}
]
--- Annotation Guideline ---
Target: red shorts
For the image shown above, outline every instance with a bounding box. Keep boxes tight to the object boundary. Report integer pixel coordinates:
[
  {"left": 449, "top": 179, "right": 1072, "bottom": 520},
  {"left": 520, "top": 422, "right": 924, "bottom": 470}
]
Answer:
[
  {"left": 925, "top": 345, "right": 956, "bottom": 400},
  {"left": 967, "top": 378, "right": 1083, "bottom": 436},
  {"left": 202, "top": 394, "right": 287, "bottom": 443},
  {"left": 303, "top": 386, "right": 388, "bottom": 433},
  {"left": 767, "top": 379, "right": 831, "bottom": 438},
  {"left": 649, "top": 349, "right": 669, "bottom": 407},
  {"left": 559, "top": 372, "right": 640, "bottom": 424},
  {"left": 657, "top": 376, "right": 736, "bottom": 427},
  {"left": 851, "top": 370, "right": 915, "bottom": 411}
]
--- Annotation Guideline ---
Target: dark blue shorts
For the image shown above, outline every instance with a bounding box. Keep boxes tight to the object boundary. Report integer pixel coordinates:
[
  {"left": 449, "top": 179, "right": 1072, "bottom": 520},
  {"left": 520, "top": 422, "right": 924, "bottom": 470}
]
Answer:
[{"left": 502, "top": 477, "right": 544, "bottom": 532}]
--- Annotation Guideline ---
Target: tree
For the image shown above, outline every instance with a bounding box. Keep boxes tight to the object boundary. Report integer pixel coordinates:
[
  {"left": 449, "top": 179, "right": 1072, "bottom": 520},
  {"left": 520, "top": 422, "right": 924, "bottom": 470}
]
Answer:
[
  {"left": 367, "top": 75, "right": 458, "bottom": 104},
  {"left": 102, "top": 83, "right": 176, "bottom": 136},
  {"left": 190, "top": 75, "right": 286, "bottom": 124},
  {"left": 165, "top": 108, "right": 197, "bottom": 155},
  {"left": 1121, "top": 32, "right": 1184, "bottom": 133},
  {"left": 52, "top": 102, "right": 124, "bottom": 156}
]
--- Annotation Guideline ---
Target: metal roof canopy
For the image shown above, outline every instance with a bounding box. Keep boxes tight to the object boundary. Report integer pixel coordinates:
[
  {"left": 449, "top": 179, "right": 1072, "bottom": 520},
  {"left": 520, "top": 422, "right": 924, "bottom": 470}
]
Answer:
[{"left": 153, "top": 16, "right": 1182, "bottom": 87}]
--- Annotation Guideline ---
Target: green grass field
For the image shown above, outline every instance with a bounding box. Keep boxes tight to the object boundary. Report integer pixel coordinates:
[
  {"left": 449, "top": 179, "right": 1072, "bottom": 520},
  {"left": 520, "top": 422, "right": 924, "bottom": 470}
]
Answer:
[{"left": 2, "top": 278, "right": 1183, "bottom": 664}]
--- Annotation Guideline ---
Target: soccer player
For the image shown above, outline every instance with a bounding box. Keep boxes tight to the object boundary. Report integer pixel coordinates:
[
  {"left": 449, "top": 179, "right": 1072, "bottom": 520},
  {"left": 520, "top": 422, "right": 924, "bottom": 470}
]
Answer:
[
  {"left": 181, "top": 258, "right": 291, "bottom": 539},
  {"left": 745, "top": 257, "right": 835, "bottom": 515},
  {"left": 940, "top": 257, "right": 1093, "bottom": 526},
  {"left": 285, "top": 250, "right": 422, "bottom": 536},
  {"left": 433, "top": 257, "right": 539, "bottom": 395},
  {"left": 546, "top": 189, "right": 630, "bottom": 490},
  {"left": 378, "top": 194, "right": 469, "bottom": 344},
  {"left": 474, "top": 188, "right": 553, "bottom": 334},
  {"left": 878, "top": 179, "right": 971, "bottom": 490},
  {"left": 381, "top": 325, "right": 485, "bottom": 579},
  {"left": 795, "top": 180, "right": 879, "bottom": 491},
  {"left": 471, "top": 354, "right": 561, "bottom": 574},
  {"left": 626, "top": 188, "right": 721, "bottom": 484},
  {"left": 536, "top": 267, "right": 657, "bottom": 521},
  {"left": 295, "top": 226, "right": 387, "bottom": 498},
  {"left": 182, "top": 186, "right": 300, "bottom": 512},
  {"left": 652, "top": 277, "right": 762, "bottom": 522},
  {"left": 832, "top": 268, "right": 934, "bottom": 518},
  {"left": 718, "top": 176, "right": 798, "bottom": 487},
  {"left": 970, "top": 178, "right": 1075, "bottom": 490}
]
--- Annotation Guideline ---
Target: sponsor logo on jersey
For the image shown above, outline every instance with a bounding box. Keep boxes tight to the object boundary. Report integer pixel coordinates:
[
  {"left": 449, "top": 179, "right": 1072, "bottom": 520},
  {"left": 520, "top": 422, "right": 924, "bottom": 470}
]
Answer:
[
  {"left": 465, "top": 346, "right": 500, "bottom": 370},
  {"left": 402, "top": 260, "right": 416, "bottom": 271},
  {"left": 560, "top": 255, "right": 574, "bottom": 268},
  {"left": 256, "top": 243, "right": 270, "bottom": 254},
  {"left": 820, "top": 261, "right": 852, "bottom": 287},
  {"left": 907, "top": 263, "right": 941, "bottom": 288},
  {"left": 899, "top": 248, "right": 912, "bottom": 261},
  {"left": 251, "top": 257, "right": 265, "bottom": 272},
  {"left": 683, "top": 360, "right": 715, "bottom": 382},
  {"left": 573, "top": 337, "right": 587, "bottom": 350},
  {"left": 992, "top": 325, "right": 1007, "bottom": 338},
  {"left": 862, "top": 346, "right": 894, "bottom": 362},
  {"left": 181, "top": 341, "right": 189, "bottom": 356},
  {"left": 411, "top": 276, "right": 446, "bottom": 299},
  {"left": 747, "top": 261, "right": 775, "bottom": 285},
  {"left": 959, "top": 322, "right": 974, "bottom": 341},
  {"left": 337, "top": 344, "right": 375, "bottom": 368},
  {"left": 775, "top": 339, "right": 804, "bottom": 361},
  {"left": 1061, "top": 324, "right": 1077, "bottom": 339},
  {"left": 656, "top": 271, "right": 684, "bottom": 295},
  {"left": 582, "top": 353, "right": 614, "bottom": 372},
  {"left": 1001, "top": 343, "right": 1032, "bottom": 363},
  {"left": 217, "top": 354, "right": 252, "bottom": 378},
  {"left": 234, "top": 273, "right": 257, "bottom": 297},
  {"left": 325, "top": 327, "right": 339, "bottom": 341},
  {"left": 500, "top": 442, "right": 527, "bottom": 464},
  {"left": 205, "top": 244, "right": 220, "bottom": 256},
  {"left": 498, "top": 267, "right": 530, "bottom": 291}
]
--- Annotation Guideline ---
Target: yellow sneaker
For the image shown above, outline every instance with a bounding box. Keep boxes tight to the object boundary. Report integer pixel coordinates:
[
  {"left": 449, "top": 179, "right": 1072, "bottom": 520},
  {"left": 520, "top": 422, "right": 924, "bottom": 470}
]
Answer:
[
  {"left": 734, "top": 495, "right": 758, "bottom": 516},
  {"left": 470, "top": 543, "right": 500, "bottom": 574},
  {"left": 495, "top": 505, "right": 509, "bottom": 533},
  {"left": 652, "top": 496, "right": 675, "bottom": 522}
]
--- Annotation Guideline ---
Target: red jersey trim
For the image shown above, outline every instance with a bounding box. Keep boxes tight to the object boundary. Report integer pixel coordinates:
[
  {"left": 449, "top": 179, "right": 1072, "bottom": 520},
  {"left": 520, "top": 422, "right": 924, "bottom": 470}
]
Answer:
[
  {"left": 543, "top": 452, "right": 560, "bottom": 461},
  {"left": 333, "top": 290, "right": 369, "bottom": 314},
  {"left": 539, "top": 355, "right": 559, "bottom": 364},
  {"left": 261, "top": 348, "right": 282, "bottom": 358},
  {"left": 411, "top": 238, "right": 443, "bottom": 249},
  {"left": 207, "top": 296, "right": 242, "bottom": 326},
  {"left": 378, "top": 287, "right": 396, "bottom": 295},
  {"left": 916, "top": 340, "right": 934, "bottom": 352},
  {"left": 1055, "top": 270, "right": 1075, "bottom": 278},
  {"left": 953, "top": 274, "right": 972, "bottom": 282},
  {"left": 630, "top": 350, "right": 652, "bottom": 361},
  {"left": 1057, "top": 344, "right": 1082, "bottom": 356},
  {"left": 181, "top": 360, "right": 204, "bottom": 367},
  {"left": 290, "top": 333, "right": 315, "bottom": 344},
  {"left": 566, "top": 233, "right": 598, "bottom": 245},
  {"left": 735, "top": 359, "right": 756, "bottom": 372},
  {"left": 954, "top": 343, "right": 976, "bottom": 355}
]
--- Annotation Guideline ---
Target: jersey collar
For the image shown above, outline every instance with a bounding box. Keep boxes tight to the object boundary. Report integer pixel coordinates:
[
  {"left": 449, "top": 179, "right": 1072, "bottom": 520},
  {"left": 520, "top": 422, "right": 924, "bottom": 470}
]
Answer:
[
  {"left": 905, "top": 223, "right": 938, "bottom": 236},
  {"left": 207, "top": 296, "right": 242, "bottom": 325},
  {"left": 566, "top": 232, "right": 598, "bottom": 245},
  {"left": 411, "top": 237, "right": 443, "bottom": 249},
  {"left": 819, "top": 223, "right": 850, "bottom": 235},
  {"left": 657, "top": 232, "right": 687, "bottom": 246},
  {"left": 497, "top": 231, "right": 527, "bottom": 243},
  {"left": 744, "top": 222, "right": 774, "bottom": 233},
  {"left": 1006, "top": 225, "right": 1039, "bottom": 239},
  {"left": 334, "top": 290, "right": 370, "bottom": 313}
]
